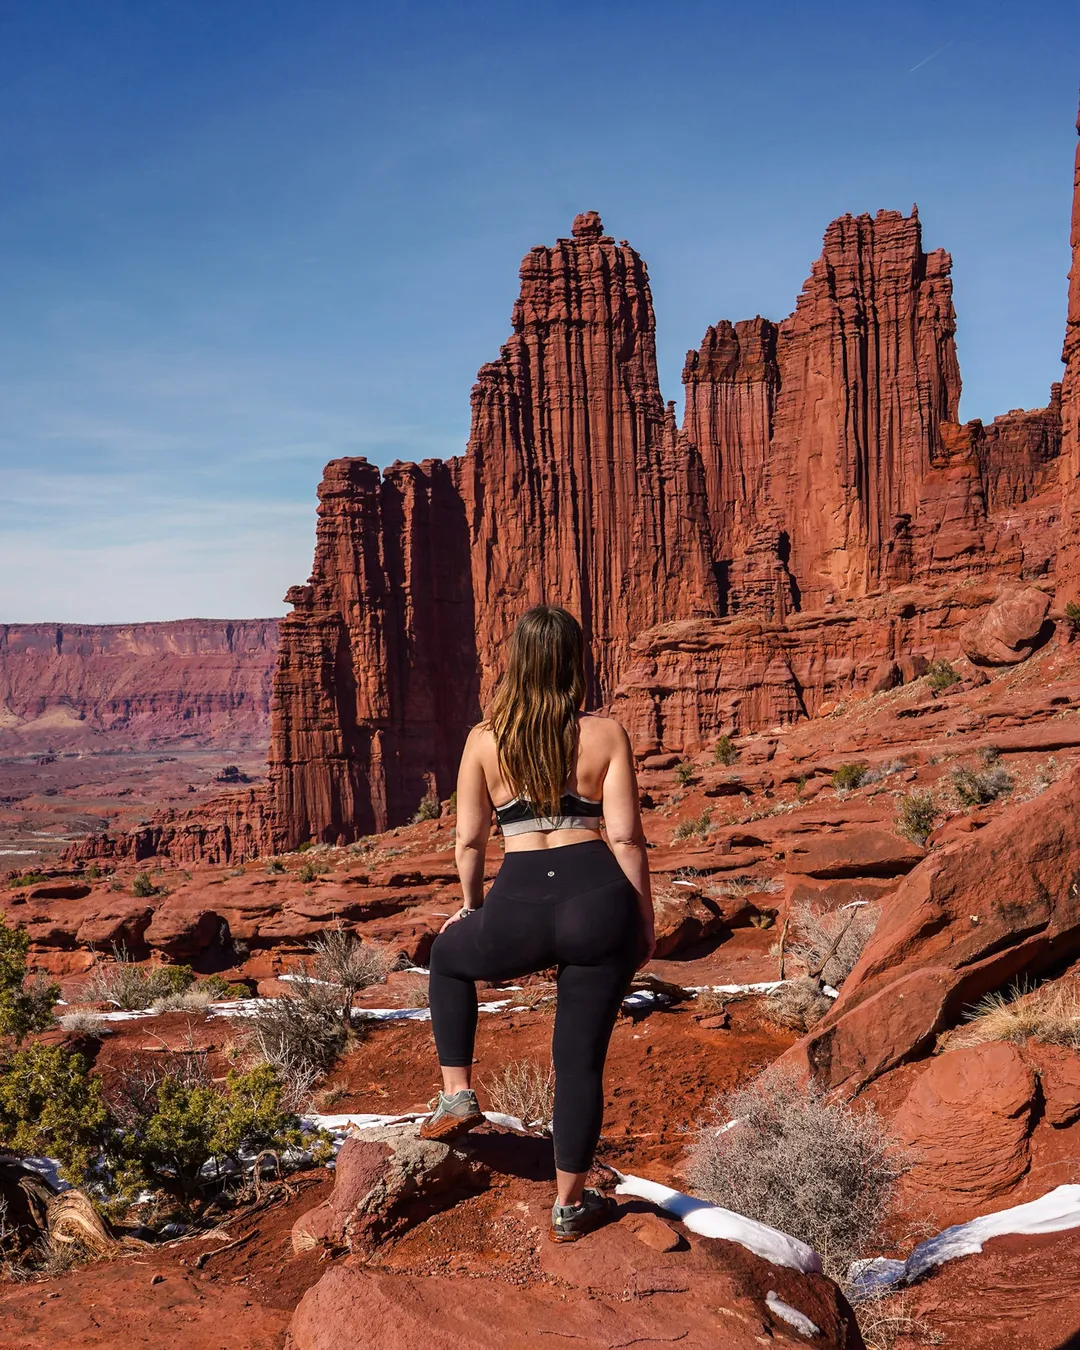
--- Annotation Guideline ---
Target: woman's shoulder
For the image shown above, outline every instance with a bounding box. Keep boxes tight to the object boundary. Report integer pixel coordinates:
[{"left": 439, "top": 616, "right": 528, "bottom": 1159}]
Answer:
[{"left": 578, "top": 713, "right": 630, "bottom": 745}]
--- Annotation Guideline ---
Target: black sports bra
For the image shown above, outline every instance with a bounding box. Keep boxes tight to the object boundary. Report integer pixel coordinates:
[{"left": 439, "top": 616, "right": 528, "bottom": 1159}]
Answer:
[{"left": 493, "top": 791, "right": 603, "bottom": 837}]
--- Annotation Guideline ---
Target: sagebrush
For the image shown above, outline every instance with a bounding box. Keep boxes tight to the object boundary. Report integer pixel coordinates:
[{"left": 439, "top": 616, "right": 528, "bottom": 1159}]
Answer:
[
  {"left": 687, "top": 1067, "right": 907, "bottom": 1281},
  {"left": 482, "top": 1058, "right": 554, "bottom": 1127},
  {"left": 786, "top": 901, "right": 880, "bottom": 988},
  {"left": 895, "top": 790, "right": 937, "bottom": 846},
  {"left": 83, "top": 948, "right": 194, "bottom": 1011}
]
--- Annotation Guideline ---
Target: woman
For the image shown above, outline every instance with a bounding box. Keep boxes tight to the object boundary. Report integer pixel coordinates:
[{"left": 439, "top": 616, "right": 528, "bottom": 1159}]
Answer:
[{"left": 421, "top": 605, "right": 655, "bottom": 1243}]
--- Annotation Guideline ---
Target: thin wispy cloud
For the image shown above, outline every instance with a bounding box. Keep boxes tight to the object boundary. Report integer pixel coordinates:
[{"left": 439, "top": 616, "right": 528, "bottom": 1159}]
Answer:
[{"left": 908, "top": 43, "right": 952, "bottom": 73}]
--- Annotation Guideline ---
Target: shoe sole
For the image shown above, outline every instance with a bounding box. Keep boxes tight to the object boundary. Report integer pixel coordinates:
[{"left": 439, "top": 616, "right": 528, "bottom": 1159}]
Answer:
[{"left": 418, "top": 1110, "right": 485, "bottom": 1142}]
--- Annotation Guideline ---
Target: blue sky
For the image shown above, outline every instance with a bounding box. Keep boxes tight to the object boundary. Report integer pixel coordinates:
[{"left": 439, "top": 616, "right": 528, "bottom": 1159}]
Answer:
[{"left": 1, "top": 1, "right": 1078, "bottom": 622}]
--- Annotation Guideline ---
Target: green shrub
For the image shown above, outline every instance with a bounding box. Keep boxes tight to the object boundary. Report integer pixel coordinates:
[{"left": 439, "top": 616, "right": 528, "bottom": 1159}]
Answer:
[
  {"left": 926, "top": 659, "right": 960, "bottom": 693},
  {"left": 447, "top": 791, "right": 457, "bottom": 814},
  {"left": 298, "top": 860, "right": 318, "bottom": 884},
  {"left": 0, "top": 1042, "right": 328, "bottom": 1212},
  {"left": 951, "top": 764, "right": 1014, "bottom": 808},
  {"left": 672, "top": 808, "right": 713, "bottom": 841},
  {"left": 9, "top": 872, "right": 49, "bottom": 889},
  {"left": 412, "top": 793, "right": 441, "bottom": 823},
  {"left": 0, "top": 1043, "right": 109, "bottom": 1186},
  {"left": 713, "top": 735, "right": 739, "bottom": 767},
  {"left": 200, "top": 973, "right": 249, "bottom": 1000},
  {"left": 1065, "top": 600, "right": 1080, "bottom": 633},
  {"left": 896, "top": 790, "right": 938, "bottom": 846},
  {"left": 113, "top": 1061, "right": 317, "bottom": 1212},
  {"left": 85, "top": 863, "right": 102, "bottom": 881},
  {"left": 0, "top": 916, "right": 58, "bottom": 1043},
  {"left": 296, "top": 840, "right": 314, "bottom": 853},
  {"left": 831, "top": 763, "right": 868, "bottom": 791},
  {"left": 131, "top": 871, "right": 157, "bottom": 898},
  {"left": 265, "top": 859, "right": 286, "bottom": 874},
  {"left": 674, "top": 761, "right": 694, "bottom": 787}
]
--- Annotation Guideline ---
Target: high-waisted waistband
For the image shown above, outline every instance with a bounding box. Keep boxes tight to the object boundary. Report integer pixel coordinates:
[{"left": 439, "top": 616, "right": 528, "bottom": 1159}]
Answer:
[{"left": 493, "top": 839, "right": 628, "bottom": 903}]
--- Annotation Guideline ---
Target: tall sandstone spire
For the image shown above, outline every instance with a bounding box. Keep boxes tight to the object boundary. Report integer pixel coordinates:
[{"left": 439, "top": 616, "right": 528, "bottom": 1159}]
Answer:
[
  {"left": 269, "top": 212, "right": 718, "bottom": 841},
  {"left": 457, "top": 210, "right": 718, "bottom": 701},
  {"left": 685, "top": 210, "right": 963, "bottom": 614},
  {"left": 1058, "top": 97, "right": 1080, "bottom": 603}
]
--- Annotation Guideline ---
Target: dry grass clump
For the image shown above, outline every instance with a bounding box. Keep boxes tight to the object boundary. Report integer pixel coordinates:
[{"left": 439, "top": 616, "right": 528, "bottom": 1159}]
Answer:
[
  {"left": 709, "top": 874, "right": 784, "bottom": 898},
  {"left": 786, "top": 901, "right": 881, "bottom": 989},
  {"left": 687, "top": 1067, "right": 907, "bottom": 1282},
  {"left": 765, "top": 978, "right": 833, "bottom": 1032},
  {"left": 857, "top": 1291, "right": 942, "bottom": 1350},
  {"left": 694, "top": 987, "right": 729, "bottom": 1015},
  {"left": 950, "top": 980, "right": 1080, "bottom": 1051},
  {"left": 510, "top": 982, "right": 557, "bottom": 1016},
  {"left": 397, "top": 972, "right": 430, "bottom": 1009},
  {"left": 672, "top": 808, "right": 713, "bottom": 842},
  {"left": 58, "top": 1010, "right": 110, "bottom": 1037},
  {"left": 150, "top": 985, "right": 218, "bottom": 1015},
  {"left": 482, "top": 1058, "right": 554, "bottom": 1128}
]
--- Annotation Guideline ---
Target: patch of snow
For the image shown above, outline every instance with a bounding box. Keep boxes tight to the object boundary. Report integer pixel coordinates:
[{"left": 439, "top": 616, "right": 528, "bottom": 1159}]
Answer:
[
  {"left": 611, "top": 1172, "right": 822, "bottom": 1274},
  {"left": 847, "top": 1184, "right": 1080, "bottom": 1297},
  {"left": 15, "top": 1156, "right": 68, "bottom": 1192},
  {"left": 689, "top": 981, "right": 839, "bottom": 1001},
  {"left": 766, "top": 1290, "right": 821, "bottom": 1336}
]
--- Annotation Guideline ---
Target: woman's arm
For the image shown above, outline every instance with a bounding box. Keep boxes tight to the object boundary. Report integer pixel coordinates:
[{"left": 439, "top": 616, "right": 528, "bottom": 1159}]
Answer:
[
  {"left": 449, "top": 725, "right": 492, "bottom": 925},
  {"left": 601, "top": 722, "right": 655, "bottom": 967}
]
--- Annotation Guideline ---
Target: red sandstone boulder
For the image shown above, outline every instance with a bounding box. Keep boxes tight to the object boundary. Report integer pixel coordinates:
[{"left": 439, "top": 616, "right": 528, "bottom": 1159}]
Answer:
[
  {"left": 783, "top": 829, "right": 925, "bottom": 879},
  {"left": 651, "top": 885, "right": 746, "bottom": 958},
  {"left": 891, "top": 1043, "right": 1037, "bottom": 1210},
  {"left": 291, "top": 1127, "right": 472, "bottom": 1257},
  {"left": 286, "top": 1209, "right": 864, "bottom": 1349},
  {"left": 959, "top": 586, "right": 1051, "bottom": 665},
  {"left": 783, "top": 765, "right": 1080, "bottom": 1094}
]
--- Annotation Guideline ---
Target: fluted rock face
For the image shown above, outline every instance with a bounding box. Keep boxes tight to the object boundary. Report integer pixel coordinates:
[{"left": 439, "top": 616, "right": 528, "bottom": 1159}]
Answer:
[
  {"left": 687, "top": 211, "right": 963, "bottom": 614},
  {"left": 459, "top": 211, "right": 718, "bottom": 701},
  {"left": 0, "top": 619, "right": 278, "bottom": 749},
  {"left": 269, "top": 458, "right": 476, "bottom": 841},
  {"left": 1058, "top": 103, "right": 1080, "bottom": 603},
  {"left": 269, "top": 213, "right": 718, "bottom": 842}
]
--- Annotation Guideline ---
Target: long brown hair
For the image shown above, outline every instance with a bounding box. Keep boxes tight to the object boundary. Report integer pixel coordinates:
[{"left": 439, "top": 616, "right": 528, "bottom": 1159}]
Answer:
[{"left": 488, "top": 606, "right": 586, "bottom": 815}]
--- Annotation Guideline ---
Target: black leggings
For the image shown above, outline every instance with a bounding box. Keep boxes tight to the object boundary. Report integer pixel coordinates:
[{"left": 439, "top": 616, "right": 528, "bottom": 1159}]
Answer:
[{"left": 428, "top": 839, "right": 639, "bottom": 1174}]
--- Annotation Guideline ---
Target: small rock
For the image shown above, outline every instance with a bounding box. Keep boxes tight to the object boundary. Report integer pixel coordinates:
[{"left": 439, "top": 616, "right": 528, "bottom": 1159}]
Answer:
[
  {"left": 628, "top": 1212, "right": 681, "bottom": 1252},
  {"left": 697, "top": 1013, "right": 730, "bottom": 1030},
  {"left": 150, "top": 1273, "right": 165, "bottom": 1285}
]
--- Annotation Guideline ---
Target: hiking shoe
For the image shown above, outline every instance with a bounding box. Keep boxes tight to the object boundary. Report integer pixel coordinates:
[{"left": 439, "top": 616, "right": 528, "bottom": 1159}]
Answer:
[
  {"left": 549, "top": 1189, "right": 615, "bottom": 1243},
  {"left": 418, "top": 1089, "right": 484, "bottom": 1142}
]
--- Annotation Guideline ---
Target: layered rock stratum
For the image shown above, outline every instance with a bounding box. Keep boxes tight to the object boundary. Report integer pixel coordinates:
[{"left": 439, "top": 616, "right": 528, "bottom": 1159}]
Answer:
[{"left": 0, "top": 620, "right": 279, "bottom": 751}]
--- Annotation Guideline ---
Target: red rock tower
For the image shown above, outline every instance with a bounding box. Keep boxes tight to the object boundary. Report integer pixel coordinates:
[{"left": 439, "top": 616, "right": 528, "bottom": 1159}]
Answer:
[
  {"left": 458, "top": 211, "right": 718, "bottom": 701},
  {"left": 1057, "top": 98, "right": 1080, "bottom": 604}
]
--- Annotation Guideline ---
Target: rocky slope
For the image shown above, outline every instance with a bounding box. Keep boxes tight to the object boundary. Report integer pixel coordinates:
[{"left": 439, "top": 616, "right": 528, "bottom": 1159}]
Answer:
[{"left": 0, "top": 620, "right": 279, "bottom": 752}]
